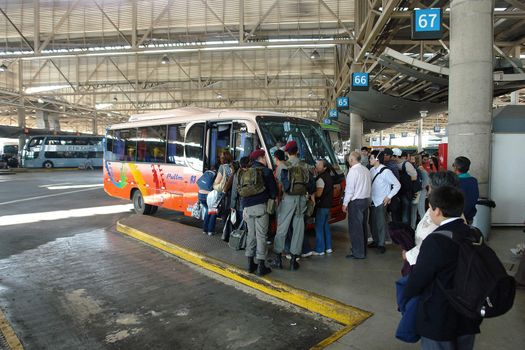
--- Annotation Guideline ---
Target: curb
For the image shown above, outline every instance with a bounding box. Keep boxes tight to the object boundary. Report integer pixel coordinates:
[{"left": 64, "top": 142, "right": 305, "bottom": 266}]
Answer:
[
  {"left": 0, "top": 309, "right": 24, "bottom": 350},
  {"left": 116, "top": 221, "right": 372, "bottom": 349}
]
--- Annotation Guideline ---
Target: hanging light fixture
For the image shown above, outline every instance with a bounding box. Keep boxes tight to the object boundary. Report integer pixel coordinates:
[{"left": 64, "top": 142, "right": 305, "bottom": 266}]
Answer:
[
  {"left": 310, "top": 50, "right": 320, "bottom": 60},
  {"left": 0, "top": 63, "right": 8, "bottom": 72},
  {"left": 161, "top": 55, "right": 170, "bottom": 64}
]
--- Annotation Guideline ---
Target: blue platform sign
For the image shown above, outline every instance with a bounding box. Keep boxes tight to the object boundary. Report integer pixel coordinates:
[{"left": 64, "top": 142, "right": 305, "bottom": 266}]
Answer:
[
  {"left": 412, "top": 8, "right": 442, "bottom": 40},
  {"left": 336, "top": 97, "right": 349, "bottom": 110},
  {"left": 328, "top": 109, "right": 338, "bottom": 118},
  {"left": 351, "top": 72, "right": 369, "bottom": 91},
  {"left": 323, "top": 118, "right": 332, "bottom": 125}
]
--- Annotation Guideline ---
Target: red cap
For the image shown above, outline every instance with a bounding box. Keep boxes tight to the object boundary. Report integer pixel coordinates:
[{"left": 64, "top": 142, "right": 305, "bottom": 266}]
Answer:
[
  {"left": 249, "top": 149, "right": 266, "bottom": 160},
  {"left": 284, "top": 140, "right": 298, "bottom": 153}
]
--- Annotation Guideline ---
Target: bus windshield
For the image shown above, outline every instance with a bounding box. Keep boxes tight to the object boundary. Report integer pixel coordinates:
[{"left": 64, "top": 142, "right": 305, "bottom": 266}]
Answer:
[{"left": 258, "top": 118, "right": 338, "bottom": 166}]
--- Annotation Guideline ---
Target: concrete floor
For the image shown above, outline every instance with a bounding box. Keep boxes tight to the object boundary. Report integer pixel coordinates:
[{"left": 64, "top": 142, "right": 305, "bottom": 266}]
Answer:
[
  {"left": 0, "top": 171, "right": 336, "bottom": 349},
  {"left": 1, "top": 170, "right": 523, "bottom": 350}
]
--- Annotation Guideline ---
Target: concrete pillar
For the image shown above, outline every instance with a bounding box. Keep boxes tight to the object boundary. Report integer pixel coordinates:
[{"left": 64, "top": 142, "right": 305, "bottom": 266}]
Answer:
[
  {"left": 36, "top": 110, "right": 49, "bottom": 129},
  {"left": 510, "top": 91, "right": 518, "bottom": 105},
  {"left": 92, "top": 114, "right": 98, "bottom": 135},
  {"left": 418, "top": 113, "right": 425, "bottom": 152},
  {"left": 17, "top": 106, "right": 26, "bottom": 156},
  {"left": 448, "top": 0, "right": 493, "bottom": 196},
  {"left": 350, "top": 113, "right": 363, "bottom": 152},
  {"left": 349, "top": 61, "right": 364, "bottom": 152},
  {"left": 379, "top": 131, "right": 383, "bottom": 146}
]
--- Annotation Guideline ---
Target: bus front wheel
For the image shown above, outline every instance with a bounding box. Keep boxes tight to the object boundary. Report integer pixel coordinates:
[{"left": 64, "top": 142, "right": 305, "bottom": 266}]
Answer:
[
  {"left": 43, "top": 161, "right": 54, "bottom": 169},
  {"left": 132, "top": 190, "right": 156, "bottom": 215}
]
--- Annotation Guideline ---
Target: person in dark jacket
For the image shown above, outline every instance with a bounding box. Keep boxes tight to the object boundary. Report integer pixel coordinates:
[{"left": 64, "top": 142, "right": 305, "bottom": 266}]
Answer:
[
  {"left": 402, "top": 186, "right": 482, "bottom": 350},
  {"left": 452, "top": 156, "right": 479, "bottom": 224},
  {"left": 240, "top": 149, "right": 277, "bottom": 276}
]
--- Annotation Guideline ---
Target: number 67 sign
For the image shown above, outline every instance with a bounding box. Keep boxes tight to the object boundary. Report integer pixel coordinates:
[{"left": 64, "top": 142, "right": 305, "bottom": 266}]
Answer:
[{"left": 411, "top": 8, "right": 442, "bottom": 40}]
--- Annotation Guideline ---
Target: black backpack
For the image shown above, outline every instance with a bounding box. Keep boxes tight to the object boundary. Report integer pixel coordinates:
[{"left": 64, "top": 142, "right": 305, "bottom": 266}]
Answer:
[
  {"left": 436, "top": 228, "right": 516, "bottom": 320},
  {"left": 400, "top": 161, "right": 422, "bottom": 196}
]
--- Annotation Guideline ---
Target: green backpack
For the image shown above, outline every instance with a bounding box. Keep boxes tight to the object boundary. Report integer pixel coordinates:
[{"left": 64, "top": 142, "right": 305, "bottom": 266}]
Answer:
[
  {"left": 237, "top": 167, "right": 266, "bottom": 197},
  {"left": 283, "top": 161, "right": 309, "bottom": 195}
]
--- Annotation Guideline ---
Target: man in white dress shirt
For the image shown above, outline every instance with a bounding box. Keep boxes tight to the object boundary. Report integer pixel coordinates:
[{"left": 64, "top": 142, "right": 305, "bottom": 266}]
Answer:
[
  {"left": 342, "top": 151, "right": 371, "bottom": 259},
  {"left": 368, "top": 150, "right": 401, "bottom": 254}
]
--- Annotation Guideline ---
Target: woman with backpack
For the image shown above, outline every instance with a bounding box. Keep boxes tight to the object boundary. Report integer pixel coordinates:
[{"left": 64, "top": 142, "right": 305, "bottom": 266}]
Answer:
[{"left": 213, "top": 151, "right": 235, "bottom": 219}]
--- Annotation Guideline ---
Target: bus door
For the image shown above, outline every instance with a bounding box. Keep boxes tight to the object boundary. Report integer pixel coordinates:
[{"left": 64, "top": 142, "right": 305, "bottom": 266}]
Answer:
[{"left": 206, "top": 122, "right": 232, "bottom": 170}]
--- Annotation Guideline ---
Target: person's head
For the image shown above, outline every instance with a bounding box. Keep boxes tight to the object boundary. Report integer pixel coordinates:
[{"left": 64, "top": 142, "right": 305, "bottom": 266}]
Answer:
[
  {"left": 369, "top": 150, "right": 385, "bottom": 167},
  {"left": 347, "top": 151, "right": 361, "bottom": 167},
  {"left": 412, "top": 154, "right": 421, "bottom": 167},
  {"left": 421, "top": 153, "right": 430, "bottom": 164},
  {"left": 284, "top": 140, "right": 298, "bottom": 156},
  {"left": 428, "top": 186, "right": 465, "bottom": 225},
  {"left": 383, "top": 148, "right": 393, "bottom": 162},
  {"left": 392, "top": 147, "right": 402, "bottom": 160},
  {"left": 361, "top": 146, "right": 370, "bottom": 157},
  {"left": 220, "top": 151, "right": 233, "bottom": 165},
  {"left": 429, "top": 170, "right": 460, "bottom": 193},
  {"left": 453, "top": 156, "right": 471, "bottom": 174},
  {"left": 273, "top": 149, "right": 285, "bottom": 164},
  {"left": 249, "top": 149, "right": 266, "bottom": 165},
  {"left": 239, "top": 156, "right": 250, "bottom": 169},
  {"left": 315, "top": 158, "right": 329, "bottom": 174},
  {"left": 400, "top": 150, "right": 409, "bottom": 160}
]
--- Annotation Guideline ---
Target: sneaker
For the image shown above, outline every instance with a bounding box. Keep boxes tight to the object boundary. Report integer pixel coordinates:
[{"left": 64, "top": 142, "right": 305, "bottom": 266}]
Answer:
[
  {"left": 312, "top": 251, "right": 325, "bottom": 256},
  {"left": 207, "top": 232, "right": 214, "bottom": 236},
  {"left": 202, "top": 231, "right": 207, "bottom": 235},
  {"left": 285, "top": 254, "right": 292, "bottom": 260},
  {"left": 301, "top": 251, "right": 313, "bottom": 258},
  {"left": 325, "top": 249, "right": 333, "bottom": 254}
]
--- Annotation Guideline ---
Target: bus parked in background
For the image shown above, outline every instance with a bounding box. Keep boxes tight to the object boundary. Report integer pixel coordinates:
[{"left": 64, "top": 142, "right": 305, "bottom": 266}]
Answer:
[
  {"left": 22, "top": 135, "right": 104, "bottom": 168},
  {"left": 104, "top": 108, "right": 346, "bottom": 224}
]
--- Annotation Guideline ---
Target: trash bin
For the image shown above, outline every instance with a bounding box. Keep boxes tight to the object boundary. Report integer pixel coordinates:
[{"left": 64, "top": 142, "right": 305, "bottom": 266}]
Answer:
[{"left": 472, "top": 198, "right": 496, "bottom": 240}]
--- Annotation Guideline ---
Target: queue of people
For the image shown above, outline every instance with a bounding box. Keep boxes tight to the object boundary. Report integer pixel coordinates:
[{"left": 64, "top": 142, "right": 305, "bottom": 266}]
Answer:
[{"left": 193, "top": 144, "right": 517, "bottom": 350}]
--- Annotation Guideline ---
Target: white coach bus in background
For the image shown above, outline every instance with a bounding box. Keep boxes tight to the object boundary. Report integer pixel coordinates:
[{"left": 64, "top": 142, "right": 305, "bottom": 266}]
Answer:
[{"left": 22, "top": 135, "right": 104, "bottom": 168}]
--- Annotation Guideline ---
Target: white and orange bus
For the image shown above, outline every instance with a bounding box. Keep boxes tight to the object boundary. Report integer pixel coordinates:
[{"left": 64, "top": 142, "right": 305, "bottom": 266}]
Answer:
[{"left": 103, "top": 107, "right": 345, "bottom": 224}]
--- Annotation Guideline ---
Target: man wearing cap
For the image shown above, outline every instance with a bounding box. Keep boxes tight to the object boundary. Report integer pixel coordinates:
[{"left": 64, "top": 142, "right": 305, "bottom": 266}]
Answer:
[
  {"left": 272, "top": 140, "right": 311, "bottom": 270},
  {"left": 241, "top": 149, "right": 277, "bottom": 276},
  {"left": 342, "top": 151, "right": 372, "bottom": 259}
]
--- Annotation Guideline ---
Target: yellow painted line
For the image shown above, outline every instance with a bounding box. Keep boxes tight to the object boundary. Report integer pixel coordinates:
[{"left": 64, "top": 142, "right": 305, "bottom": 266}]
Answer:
[
  {"left": 117, "top": 221, "right": 372, "bottom": 348},
  {"left": 0, "top": 308, "right": 24, "bottom": 350}
]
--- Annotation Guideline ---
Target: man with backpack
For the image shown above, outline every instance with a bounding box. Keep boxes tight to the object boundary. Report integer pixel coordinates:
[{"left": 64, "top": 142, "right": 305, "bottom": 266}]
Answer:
[
  {"left": 272, "top": 140, "right": 313, "bottom": 271},
  {"left": 402, "top": 186, "right": 483, "bottom": 349},
  {"left": 237, "top": 149, "right": 277, "bottom": 276},
  {"left": 395, "top": 149, "right": 421, "bottom": 225}
]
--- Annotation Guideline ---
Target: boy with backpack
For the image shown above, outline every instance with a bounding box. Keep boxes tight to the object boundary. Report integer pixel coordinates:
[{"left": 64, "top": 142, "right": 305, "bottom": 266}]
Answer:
[
  {"left": 237, "top": 149, "right": 277, "bottom": 276},
  {"left": 402, "top": 186, "right": 482, "bottom": 349}
]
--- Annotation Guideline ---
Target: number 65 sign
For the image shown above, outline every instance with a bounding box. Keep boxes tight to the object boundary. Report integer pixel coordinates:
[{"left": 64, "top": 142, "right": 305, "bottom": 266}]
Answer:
[{"left": 411, "top": 8, "right": 442, "bottom": 40}]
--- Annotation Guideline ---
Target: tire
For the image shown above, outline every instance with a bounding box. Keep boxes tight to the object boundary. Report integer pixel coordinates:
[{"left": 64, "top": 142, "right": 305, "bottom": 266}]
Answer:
[
  {"left": 132, "top": 190, "right": 155, "bottom": 215},
  {"left": 43, "top": 161, "right": 54, "bottom": 169}
]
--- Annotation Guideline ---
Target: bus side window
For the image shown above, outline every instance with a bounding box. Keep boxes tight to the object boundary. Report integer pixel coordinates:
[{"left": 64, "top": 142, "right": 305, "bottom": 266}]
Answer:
[
  {"left": 137, "top": 126, "right": 166, "bottom": 163},
  {"left": 114, "top": 129, "right": 137, "bottom": 162},
  {"left": 167, "top": 124, "right": 186, "bottom": 165},
  {"left": 185, "top": 123, "right": 204, "bottom": 171}
]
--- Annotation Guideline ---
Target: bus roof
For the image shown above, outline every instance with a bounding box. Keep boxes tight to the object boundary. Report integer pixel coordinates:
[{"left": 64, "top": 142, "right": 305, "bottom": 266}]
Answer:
[{"left": 111, "top": 108, "right": 315, "bottom": 130}]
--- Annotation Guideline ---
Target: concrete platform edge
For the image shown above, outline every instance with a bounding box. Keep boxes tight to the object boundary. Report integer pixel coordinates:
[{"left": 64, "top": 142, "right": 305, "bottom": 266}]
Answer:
[
  {"left": 116, "top": 221, "right": 373, "bottom": 349},
  {"left": 0, "top": 308, "right": 24, "bottom": 350}
]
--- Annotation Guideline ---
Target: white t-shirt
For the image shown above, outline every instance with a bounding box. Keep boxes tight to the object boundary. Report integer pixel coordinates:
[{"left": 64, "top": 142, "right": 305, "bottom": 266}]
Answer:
[{"left": 405, "top": 209, "right": 438, "bottom": 265}]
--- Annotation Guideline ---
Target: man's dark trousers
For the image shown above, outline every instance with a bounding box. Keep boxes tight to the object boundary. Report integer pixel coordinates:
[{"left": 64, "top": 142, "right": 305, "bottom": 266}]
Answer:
[{"left": 347, "top": 198, "right": 370, "bottom": 258}]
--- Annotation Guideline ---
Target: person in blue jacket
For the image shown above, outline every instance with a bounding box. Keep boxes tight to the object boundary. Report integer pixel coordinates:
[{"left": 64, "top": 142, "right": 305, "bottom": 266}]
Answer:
[{"left": 452, "top": 156, "right": 479, "bottom": 224}]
